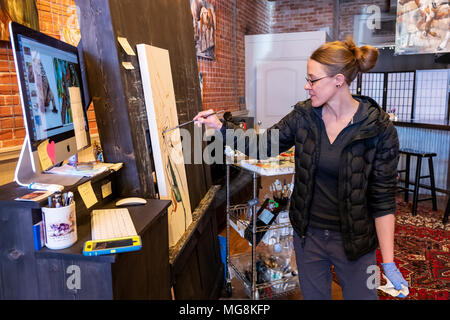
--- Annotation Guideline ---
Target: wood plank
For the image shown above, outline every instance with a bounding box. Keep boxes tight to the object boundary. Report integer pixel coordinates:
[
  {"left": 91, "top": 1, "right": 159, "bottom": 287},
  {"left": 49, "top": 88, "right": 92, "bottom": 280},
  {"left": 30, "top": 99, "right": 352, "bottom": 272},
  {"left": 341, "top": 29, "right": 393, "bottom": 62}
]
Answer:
[
  {"left": 76, "top": 0, "right": 155, "bottom": 198},
  {"left": 105, "top": 0, "right": 211, "bottom": 211},
  {"left": 76, "top": 0, "right": 211, "bottom": 207}
]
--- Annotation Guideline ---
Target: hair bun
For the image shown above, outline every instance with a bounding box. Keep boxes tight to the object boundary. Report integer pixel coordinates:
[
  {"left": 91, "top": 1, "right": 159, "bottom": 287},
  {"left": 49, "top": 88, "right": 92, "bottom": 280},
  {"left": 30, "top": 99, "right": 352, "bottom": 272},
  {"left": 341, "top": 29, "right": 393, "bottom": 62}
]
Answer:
[
  {"left": 357, "top": 45, "right": 379, "bottom": 73},
  {"left": 343, "top": 36, "right": 378, "bottom": 73},
  {"left": 310, "top": 36, "right": 379, "bottom": 84},
  {"left": 343, "top": 36, "right": 359, "bottom": 56}
]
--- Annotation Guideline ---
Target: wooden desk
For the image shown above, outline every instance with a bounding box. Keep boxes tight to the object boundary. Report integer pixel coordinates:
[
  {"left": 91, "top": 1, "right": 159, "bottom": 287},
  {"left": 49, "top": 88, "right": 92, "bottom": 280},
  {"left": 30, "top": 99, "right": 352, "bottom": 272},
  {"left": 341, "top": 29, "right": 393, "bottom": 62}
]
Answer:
[{"left": 0, "top": 171, "right": 171, "bottom": 299}]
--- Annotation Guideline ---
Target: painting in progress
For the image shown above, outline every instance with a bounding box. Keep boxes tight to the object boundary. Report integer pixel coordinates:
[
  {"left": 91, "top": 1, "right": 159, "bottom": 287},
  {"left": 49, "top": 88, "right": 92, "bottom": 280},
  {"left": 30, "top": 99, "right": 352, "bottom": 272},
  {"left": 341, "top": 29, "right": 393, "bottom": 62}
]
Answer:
[{"left": 137, "top": 44, "right": 193, "bottom": 247}]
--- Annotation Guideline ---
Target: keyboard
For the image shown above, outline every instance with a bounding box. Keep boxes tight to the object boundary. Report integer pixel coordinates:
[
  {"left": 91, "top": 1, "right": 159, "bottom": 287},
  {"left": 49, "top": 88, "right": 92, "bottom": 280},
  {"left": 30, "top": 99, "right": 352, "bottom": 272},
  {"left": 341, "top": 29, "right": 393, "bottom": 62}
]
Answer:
[{"left": 91, "top": 208, "right": 137, "bottom": 240}]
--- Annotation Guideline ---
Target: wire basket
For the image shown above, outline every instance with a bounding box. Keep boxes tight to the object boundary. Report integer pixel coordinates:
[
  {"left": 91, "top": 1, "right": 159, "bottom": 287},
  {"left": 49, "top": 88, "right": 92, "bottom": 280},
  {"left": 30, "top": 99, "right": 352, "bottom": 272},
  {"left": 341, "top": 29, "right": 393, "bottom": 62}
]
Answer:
[{"left": 229, "top": 250, "right": 298, "bottom": 300}]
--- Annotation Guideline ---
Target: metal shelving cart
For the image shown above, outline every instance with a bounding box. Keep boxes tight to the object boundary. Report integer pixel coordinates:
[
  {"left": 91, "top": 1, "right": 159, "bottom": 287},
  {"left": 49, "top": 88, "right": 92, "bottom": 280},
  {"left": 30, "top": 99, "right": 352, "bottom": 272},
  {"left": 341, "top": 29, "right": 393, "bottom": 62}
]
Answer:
[{"left": 225, "top": 158, "right": 297, "bottom": 300}]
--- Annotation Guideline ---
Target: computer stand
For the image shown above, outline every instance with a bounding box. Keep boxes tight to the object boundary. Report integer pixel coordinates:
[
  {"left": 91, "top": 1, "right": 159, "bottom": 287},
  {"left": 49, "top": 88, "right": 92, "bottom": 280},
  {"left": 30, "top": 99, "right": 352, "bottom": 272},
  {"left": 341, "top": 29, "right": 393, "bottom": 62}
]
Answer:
[{"left": 14, "top": 136, "right": 82, "bottom": 188}]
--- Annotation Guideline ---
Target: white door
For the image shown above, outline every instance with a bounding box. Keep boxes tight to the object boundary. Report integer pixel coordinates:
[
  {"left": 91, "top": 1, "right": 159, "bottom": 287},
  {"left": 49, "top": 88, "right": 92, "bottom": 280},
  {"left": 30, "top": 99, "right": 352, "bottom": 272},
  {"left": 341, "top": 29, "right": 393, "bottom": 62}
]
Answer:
[
  {"left": 256, "top": 60, "right": 307, "bottom": 129},
  {"left": 245, "top": 31, "right": 328, "bottom": 130}
]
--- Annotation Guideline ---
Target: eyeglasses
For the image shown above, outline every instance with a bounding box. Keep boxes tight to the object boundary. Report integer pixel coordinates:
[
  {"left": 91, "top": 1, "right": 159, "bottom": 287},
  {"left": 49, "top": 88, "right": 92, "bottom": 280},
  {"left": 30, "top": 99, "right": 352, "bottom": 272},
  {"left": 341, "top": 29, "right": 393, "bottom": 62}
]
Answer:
[{"left": 305, "top": 75, "right": 329, "bottom": 86}]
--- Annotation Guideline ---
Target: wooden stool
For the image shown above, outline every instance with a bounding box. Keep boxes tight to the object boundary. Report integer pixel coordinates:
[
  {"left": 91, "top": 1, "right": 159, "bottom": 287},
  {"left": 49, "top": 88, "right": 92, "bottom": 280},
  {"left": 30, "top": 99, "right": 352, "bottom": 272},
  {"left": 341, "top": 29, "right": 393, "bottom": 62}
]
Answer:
[{"left": 397, "top": 148, "right": 437, "bottom": 216}]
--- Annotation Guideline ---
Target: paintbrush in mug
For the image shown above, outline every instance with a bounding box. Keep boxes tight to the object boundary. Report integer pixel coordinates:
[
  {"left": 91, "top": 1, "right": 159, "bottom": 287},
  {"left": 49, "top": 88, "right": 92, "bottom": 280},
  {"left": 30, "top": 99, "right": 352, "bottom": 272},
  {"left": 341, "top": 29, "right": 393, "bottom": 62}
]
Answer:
[{"left": 162, "top": 110, "right": 225, "bottom": 134}]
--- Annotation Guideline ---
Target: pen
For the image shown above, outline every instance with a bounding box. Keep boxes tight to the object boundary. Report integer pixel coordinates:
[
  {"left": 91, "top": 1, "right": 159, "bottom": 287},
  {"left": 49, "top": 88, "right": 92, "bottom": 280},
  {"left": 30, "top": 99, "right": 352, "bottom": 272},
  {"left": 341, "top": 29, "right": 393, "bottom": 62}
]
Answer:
[
  {"left": 63, "top": 193, "right": 68, "bottom": 206},
  {"left": 66, "top": 192, "right": 74, "bottom": 206}
]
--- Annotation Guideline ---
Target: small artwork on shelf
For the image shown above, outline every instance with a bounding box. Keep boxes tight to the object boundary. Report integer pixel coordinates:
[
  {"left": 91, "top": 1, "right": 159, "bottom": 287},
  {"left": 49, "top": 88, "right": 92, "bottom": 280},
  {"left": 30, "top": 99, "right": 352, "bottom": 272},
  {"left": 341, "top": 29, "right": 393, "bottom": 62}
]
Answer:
[
  {"left": 395, "top": 0, "right": 449, "bottom": 55},
  {"left": 190, "top": 0, "right": 216, "bottom": 60},
  {"left": 0, "top": 0, "right": 39, "bottom": 41}
]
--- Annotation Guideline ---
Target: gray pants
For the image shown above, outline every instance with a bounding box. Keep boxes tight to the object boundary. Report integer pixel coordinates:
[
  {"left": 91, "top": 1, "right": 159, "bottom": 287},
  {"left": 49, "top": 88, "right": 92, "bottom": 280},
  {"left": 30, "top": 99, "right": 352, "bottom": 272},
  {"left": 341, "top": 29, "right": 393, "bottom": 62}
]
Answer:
[{"left": 293, "top": 227, "right": 378, "bottom": 300}]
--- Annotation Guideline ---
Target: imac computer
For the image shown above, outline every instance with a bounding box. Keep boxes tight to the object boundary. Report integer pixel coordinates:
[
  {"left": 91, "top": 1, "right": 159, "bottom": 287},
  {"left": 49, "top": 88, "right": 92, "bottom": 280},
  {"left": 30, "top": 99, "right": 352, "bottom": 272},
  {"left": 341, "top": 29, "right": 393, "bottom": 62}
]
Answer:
[{"left": 9, "top": 22, "right": 91, "bottom": 188}]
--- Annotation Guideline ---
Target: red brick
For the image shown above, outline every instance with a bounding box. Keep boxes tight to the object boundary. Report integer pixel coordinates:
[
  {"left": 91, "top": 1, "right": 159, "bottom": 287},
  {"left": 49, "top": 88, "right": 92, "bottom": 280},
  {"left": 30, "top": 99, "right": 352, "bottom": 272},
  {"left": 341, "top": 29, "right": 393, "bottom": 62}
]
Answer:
[
  {"left": 0, "top": 117, "right": 13, "bottom": 129},
  {"left": 0, "top": 129, "right": 12, "bottom": 140},
  {"left": 14, "top": 128, "right": 26, "bottom": 139},
  {"left": 0, "top": 106, "right": 12, "bottom": 117},
  {"left": 14, "top": 117, "right": 24, "bottom": 128},
  {"left": 2, "top": 138, "right": 24, "bottom": 148}
]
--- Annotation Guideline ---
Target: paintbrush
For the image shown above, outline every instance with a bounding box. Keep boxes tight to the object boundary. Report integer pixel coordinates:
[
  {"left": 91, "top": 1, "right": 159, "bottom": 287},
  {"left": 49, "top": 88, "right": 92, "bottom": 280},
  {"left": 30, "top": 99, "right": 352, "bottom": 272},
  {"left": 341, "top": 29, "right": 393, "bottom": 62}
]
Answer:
[{"left": 162, "top": 110, "right": 225, "bottom": 134}]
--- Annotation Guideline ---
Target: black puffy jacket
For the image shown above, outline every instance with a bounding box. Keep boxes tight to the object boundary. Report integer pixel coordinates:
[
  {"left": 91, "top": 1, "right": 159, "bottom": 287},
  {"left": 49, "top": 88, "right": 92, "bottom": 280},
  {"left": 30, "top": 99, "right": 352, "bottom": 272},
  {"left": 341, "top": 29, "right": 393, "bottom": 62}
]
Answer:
[{"left": 222, "top": 95, "right": 399, "bottom": 261}]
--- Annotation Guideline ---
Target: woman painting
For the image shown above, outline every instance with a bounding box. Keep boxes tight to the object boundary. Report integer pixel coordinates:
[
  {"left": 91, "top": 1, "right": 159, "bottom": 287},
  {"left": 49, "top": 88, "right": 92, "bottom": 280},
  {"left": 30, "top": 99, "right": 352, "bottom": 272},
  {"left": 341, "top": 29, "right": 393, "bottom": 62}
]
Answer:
[{"left": 194, "top": 37, "right": 408, "bottom": 300}]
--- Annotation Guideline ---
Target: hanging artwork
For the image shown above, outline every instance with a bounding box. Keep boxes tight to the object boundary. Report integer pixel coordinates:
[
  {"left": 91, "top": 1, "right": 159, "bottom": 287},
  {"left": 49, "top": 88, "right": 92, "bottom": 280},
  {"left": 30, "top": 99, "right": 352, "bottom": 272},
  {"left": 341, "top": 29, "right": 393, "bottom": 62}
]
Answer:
[
  {"left": 395, "top": 0, "right": 449, "bottom": 55},
  {"left": 190, "top": 0, "right": 216, "bottom": 60},
  {"left": 137, "top": 44, "right": 193, "bottom": 247},
  {"left": 0, "top": 0, "right": 39, "bottom": 41}
]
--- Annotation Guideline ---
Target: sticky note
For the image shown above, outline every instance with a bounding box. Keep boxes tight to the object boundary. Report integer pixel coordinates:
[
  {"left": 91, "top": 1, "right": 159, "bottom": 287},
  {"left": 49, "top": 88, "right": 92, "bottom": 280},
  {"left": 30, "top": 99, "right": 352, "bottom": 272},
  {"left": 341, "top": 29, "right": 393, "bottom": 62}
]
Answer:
[
  {"left": 122, "top": 61, "right": 135, "bottom": 70},
  {"left": 69, "top": 87, "right": 88, "bottom": 150},
  {"left": 101, "top": 181, "right": 112, "bottom": 199},
  {"left": 117, "top": 37, "right": 136, "bottom": 56},
  {"left": 37, "top": 139, "right": 54, "bottom": 170},
  {"left": 77, "top": 181, "right": 98, "bottom": 209}
]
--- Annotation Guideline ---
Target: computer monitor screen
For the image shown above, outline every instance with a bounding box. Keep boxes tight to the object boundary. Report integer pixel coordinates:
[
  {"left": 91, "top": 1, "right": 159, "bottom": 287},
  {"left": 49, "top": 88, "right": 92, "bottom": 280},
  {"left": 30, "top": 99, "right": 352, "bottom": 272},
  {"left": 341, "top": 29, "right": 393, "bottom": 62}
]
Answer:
[{"left": 9, "top": 22, "right": 89, "bottom": 172}]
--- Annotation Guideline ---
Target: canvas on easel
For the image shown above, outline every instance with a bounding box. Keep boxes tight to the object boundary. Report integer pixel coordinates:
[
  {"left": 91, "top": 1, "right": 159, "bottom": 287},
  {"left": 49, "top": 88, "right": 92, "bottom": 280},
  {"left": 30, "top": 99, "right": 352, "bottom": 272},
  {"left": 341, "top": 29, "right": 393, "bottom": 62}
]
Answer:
[{"left": 137, "top": 44, "right": 192, "bottom": 247}]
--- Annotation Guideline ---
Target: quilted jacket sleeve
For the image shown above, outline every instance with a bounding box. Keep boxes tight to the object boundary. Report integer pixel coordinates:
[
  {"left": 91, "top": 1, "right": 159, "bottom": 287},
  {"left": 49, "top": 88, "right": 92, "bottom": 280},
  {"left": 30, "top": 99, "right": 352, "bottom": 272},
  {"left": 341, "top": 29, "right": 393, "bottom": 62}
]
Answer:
[
  {"left": 219, "top": 109, "right": 298, "bottom": 159},
  {"left": 367, "top": 120, "right": 400, "bottom": 218}
]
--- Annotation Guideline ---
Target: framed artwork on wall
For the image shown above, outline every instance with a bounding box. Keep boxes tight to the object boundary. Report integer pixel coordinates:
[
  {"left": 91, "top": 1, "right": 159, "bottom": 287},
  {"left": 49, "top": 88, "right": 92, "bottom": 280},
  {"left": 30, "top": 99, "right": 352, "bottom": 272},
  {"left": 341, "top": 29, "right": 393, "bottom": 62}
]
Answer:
[
  {"left": 190, "top": 0, "right": 216, "bottom": 60},
  {"left": 0, "top": 0, "right": 39, "bottom": 41},
  {"left": 395, "top": 0, "right": 449, "bottom": 55}
]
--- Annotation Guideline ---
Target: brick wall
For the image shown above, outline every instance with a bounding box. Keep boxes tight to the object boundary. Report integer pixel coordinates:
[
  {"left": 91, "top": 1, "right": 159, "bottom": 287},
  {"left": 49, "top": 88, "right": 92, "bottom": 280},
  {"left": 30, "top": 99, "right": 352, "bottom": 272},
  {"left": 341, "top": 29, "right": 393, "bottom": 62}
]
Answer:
[
  {"left": 269, "top": 0, "right": 390, "bottom": 39},
  {"left": 338, "top": 0, "right": 390, "bottom": 39},
  {"left": 197, "top": 0, "right": 271, "bottom": 114},
  {"left": 269, "top": 0, "right": 336, "bottom": 35},
  {"left": 0, "top": 0, "right": 97, "bottom": 149}
]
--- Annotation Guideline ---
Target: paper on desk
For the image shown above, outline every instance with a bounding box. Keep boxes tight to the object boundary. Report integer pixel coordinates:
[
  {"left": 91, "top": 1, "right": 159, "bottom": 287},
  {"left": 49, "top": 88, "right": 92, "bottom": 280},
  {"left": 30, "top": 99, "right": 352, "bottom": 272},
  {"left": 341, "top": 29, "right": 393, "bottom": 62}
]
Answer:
[
  {"left": 377, "top": 274, "right": 409, "bottom": 298},
  {"left": 105, "top": 162, "right": 123, "bottom": 171},
  {"left": 15, "top": 190, "right": 54, "bottom": 202},
  {"left": 47, "top": 163, "right": 108, "bottom": 177},
  {"left": 77, "top": 181, "right": 98, "bottom": 209}
]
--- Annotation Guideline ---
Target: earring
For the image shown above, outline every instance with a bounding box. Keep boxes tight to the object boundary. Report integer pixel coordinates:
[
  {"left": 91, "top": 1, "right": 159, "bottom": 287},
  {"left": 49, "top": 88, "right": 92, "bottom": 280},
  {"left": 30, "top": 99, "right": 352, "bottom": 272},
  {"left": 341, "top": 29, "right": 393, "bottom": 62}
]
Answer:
[{"left": 336, "top": 84, "right": 342, "bottom": 88}]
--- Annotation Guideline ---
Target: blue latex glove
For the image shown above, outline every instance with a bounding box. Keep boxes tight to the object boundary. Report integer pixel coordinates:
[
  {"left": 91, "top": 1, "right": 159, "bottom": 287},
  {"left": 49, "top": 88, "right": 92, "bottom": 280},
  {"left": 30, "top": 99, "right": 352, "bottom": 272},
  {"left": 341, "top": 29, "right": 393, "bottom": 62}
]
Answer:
[{"left": 382, "top": 262, "right": 408, "bottom": 291}]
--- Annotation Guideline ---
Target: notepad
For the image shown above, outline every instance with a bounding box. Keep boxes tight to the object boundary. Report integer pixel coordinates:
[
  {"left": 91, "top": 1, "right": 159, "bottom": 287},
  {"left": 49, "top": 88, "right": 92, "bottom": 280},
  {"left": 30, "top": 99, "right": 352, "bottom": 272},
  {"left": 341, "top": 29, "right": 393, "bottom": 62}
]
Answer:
[{"left": 91, "top": 208, "right": 137, "bottom": 240}]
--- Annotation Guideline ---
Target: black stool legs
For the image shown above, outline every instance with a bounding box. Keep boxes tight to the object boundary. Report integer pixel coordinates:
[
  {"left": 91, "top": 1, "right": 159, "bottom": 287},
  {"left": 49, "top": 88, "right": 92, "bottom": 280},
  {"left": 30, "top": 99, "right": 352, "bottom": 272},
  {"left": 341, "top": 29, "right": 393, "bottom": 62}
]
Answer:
[
  {"left": 412, "top": 156, "right": 422, "bottom": 216},
  {"left": 404, "top": 154, "right": 410, "bottom": 202},
  {"left": 428, "top": 156, "right": 437, "bottom": 211},
  {"left": 398, "top": 150, "right": 438, "bottom": 216}
]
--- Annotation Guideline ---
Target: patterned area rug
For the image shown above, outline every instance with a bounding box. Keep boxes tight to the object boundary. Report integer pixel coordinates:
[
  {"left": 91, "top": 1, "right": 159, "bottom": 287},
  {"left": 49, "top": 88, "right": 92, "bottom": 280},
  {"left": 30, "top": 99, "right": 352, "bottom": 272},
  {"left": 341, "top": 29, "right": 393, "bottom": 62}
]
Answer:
[{"left": 375, "top": 199, "right": 449, "bottom": 300}]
